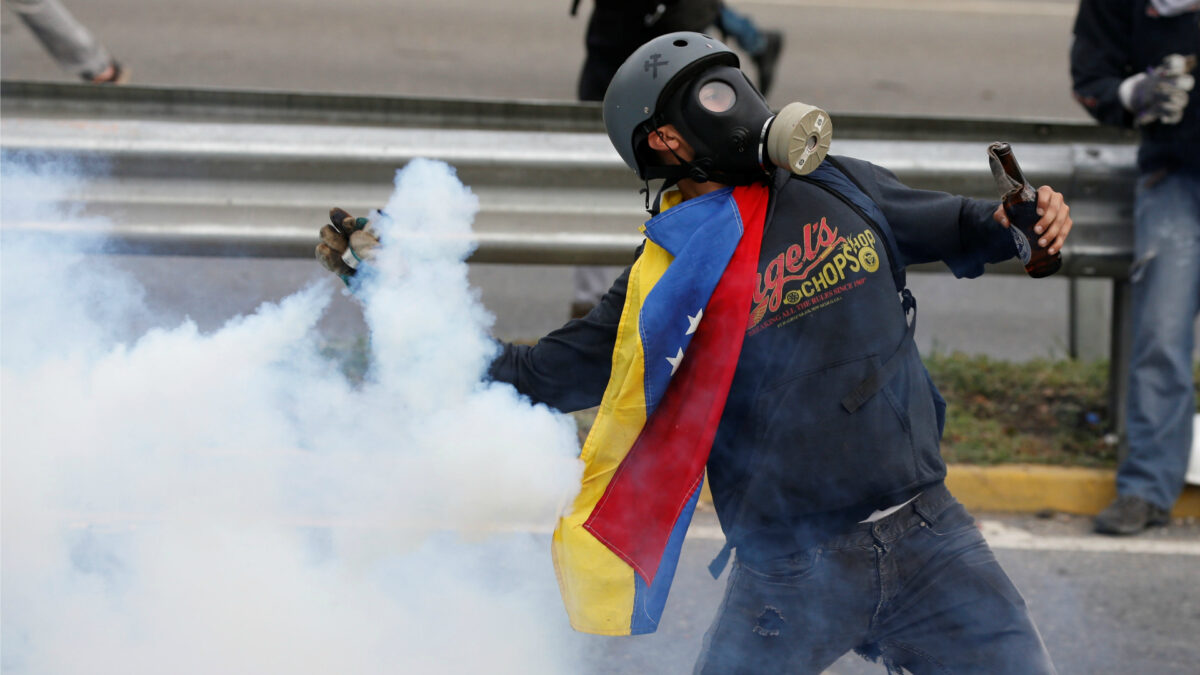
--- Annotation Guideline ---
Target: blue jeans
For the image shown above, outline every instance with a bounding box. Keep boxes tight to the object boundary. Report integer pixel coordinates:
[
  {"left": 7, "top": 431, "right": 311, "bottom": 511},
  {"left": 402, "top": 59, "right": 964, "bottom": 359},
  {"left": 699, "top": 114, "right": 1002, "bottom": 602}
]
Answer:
[
  {"left": 694, "top": 484, "right": 1056, "bottom": 674},
  {"left": 714, "top": 6, "right": 766, "bottom": 55},
  {"left": 5, "top": 0, "right": 113, "bottom": 78},
  {"left": 1122, "top": 167, "right": 1200, "bottom": 510}
]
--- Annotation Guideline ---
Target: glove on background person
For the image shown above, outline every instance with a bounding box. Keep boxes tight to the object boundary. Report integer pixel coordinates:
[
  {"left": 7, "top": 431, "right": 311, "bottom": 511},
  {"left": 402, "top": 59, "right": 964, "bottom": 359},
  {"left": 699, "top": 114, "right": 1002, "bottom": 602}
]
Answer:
[{"left": 1119, "top": 53, "right": 1196, "bottom": 125}]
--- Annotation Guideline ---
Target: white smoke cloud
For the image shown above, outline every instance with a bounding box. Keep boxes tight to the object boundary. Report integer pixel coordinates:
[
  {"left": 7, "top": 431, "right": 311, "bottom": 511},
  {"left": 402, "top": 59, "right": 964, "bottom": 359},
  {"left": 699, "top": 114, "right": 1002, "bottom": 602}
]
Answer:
[{"left": 1, "top": 156, "right": 586, "bottom": 673}]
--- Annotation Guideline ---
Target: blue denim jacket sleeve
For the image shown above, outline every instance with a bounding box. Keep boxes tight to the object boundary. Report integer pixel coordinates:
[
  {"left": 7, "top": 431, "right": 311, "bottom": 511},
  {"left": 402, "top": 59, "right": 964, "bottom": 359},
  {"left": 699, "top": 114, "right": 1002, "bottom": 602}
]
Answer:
[{"left": 833, "top": 155, "right": 1016, "bottom": 278}]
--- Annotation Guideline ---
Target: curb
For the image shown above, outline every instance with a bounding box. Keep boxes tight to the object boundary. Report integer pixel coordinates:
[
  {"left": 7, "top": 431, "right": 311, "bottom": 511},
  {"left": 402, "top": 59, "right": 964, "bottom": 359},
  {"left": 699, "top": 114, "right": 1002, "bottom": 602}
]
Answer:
[
  {"left": 698, "top": 465, "right": 1200, "bottom": 518},
  {"left": 945, "top": 464, "right": 1200, "bottom": 518}
]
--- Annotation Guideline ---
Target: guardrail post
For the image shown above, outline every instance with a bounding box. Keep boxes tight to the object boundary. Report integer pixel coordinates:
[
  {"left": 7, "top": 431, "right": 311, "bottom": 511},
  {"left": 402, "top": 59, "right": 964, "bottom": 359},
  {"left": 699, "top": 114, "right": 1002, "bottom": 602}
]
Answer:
[
  {"left": 1109, "top": 279, "right": 1132, "bottom": 461},
  {"left": 1069, "top": 278, "right": 1113, "bottom": 360}
]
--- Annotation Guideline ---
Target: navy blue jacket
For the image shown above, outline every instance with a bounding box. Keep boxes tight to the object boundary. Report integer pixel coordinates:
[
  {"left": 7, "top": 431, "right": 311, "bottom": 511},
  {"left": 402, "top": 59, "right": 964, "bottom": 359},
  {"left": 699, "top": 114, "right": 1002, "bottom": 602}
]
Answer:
[
  {"left": 489, "top": 157, "right": 1014, "bottom": 556},
  {"left": 1070, "top": 0, "right": 1200, "bottom": 171}
]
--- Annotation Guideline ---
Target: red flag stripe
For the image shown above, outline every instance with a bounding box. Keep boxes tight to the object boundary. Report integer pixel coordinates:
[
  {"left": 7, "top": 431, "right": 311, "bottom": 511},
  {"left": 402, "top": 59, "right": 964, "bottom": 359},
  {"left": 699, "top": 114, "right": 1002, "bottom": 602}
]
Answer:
[{"left": 584, "top": 184, "right": 769, "bottom": 584}]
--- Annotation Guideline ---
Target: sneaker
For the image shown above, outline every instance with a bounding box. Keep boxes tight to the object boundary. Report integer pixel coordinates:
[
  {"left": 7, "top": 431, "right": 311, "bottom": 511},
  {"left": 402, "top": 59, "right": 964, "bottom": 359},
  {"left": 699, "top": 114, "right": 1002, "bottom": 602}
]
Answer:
[
  {"left": 1093, "top": 495, "right": 1170, "bottom": 535},
  {"left": 86, "top": 60, "right": 130, "bottom": 85},
  {"left": 753, "top": 31, "right": 784, "bottom": 97}
]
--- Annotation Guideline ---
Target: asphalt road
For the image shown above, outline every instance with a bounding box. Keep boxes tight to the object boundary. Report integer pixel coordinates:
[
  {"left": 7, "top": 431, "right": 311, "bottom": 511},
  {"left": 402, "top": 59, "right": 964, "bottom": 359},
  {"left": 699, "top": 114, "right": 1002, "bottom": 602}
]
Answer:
[
  {"left": 1, "top": 0, "right": 1091, "bottom": 120},
  {"left": 3, "top": 2, "right": 1200, "bottom": 674}
]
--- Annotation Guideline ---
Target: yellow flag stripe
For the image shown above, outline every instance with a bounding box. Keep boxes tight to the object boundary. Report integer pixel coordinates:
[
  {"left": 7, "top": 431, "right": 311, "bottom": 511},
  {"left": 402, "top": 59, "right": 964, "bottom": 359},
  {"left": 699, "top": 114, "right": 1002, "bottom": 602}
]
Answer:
[{"left": 552, "top": 237, "right": 674, "bottom": 634}]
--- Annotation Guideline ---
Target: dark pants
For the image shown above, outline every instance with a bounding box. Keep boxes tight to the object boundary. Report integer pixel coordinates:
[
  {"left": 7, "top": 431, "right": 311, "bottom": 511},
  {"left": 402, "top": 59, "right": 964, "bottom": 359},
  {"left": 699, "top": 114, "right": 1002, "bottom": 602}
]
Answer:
[{"left": 694, "top": 484, "right": 1056, "bottom": 674}]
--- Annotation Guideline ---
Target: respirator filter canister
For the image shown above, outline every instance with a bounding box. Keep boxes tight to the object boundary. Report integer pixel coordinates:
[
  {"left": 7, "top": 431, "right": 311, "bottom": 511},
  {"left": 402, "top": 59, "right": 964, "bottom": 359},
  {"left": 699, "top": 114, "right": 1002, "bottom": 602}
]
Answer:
[{"left": 765, "top": 101, "right": 833, "bottom": 176}]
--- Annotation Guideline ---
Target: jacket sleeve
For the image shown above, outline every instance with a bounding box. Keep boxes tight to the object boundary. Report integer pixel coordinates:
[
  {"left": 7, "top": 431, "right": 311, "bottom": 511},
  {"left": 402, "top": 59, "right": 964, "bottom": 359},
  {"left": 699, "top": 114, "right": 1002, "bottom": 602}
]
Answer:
[
  {"left": 1070, "top": 0, "right": 1136, "bottom": 128},
  {"left": 486, "top": 264, "right": 630, "bottom": 413},
  {"left": 838, "top": 157, "right": 1015, "bottom": 279}
]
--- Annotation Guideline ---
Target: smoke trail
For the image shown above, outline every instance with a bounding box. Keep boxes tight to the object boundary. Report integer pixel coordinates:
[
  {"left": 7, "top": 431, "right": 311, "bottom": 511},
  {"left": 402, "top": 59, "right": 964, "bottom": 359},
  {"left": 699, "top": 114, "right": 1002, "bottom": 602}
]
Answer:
[{"left": 1, "top": 156, "right": 585, "bottom": 673}]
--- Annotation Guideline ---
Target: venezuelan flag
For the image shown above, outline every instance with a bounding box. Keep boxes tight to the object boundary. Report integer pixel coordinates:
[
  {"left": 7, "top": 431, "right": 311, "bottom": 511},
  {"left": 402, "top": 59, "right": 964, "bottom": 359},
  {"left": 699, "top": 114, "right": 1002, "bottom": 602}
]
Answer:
[{"left": 551, "top": 183, "right": 768, "bottom": 635}]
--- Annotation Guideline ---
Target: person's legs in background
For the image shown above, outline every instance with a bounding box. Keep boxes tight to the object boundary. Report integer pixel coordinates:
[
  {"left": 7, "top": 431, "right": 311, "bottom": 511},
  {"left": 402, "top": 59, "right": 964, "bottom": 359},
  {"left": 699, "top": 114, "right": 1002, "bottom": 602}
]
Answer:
[
  {"left": 573, "top": 6, "right": 652, "bottom": 318},
  {"left": 572, "top": 266, "right": 622, "bottom": 319},
  {"left": 713, "top": 4, "right": 783, "bottom": 96},
  {"left": 5, "top": 0, "right": 127, "bottom": 83},
  {"left": 1096, "top": 168, "right": 1200, "bottom": 535}
]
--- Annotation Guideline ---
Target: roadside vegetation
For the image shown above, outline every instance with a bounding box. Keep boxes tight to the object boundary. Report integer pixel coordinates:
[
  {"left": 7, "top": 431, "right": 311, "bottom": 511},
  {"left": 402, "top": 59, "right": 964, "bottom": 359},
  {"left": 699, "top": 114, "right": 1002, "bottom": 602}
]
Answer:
[
  {"left": 927, "top": 352, "right": 1117, "bottom": 468},
  {"left": 928, "top": 353, "right": 1200, "bottom": 468}
]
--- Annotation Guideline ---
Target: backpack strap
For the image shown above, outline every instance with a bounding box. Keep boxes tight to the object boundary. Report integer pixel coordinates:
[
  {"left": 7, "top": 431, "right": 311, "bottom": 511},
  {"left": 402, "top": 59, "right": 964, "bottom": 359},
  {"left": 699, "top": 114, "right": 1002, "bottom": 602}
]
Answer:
[
  {"left": 807, "top": 156, "right": 907, "bottom": 293},
  {"left": 797, "top": 159, "right": 917, "bottom": 412}
]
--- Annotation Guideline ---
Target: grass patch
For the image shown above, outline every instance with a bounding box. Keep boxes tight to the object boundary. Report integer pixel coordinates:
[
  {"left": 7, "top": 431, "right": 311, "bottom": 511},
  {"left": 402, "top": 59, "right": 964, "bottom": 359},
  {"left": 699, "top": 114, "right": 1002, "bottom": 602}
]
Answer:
[
  {"left": 927, "top": 352, "right": 1116, "bottom": 467},
  {"left": 928, "top": 352, "right": 1199, "bottom": 468}
]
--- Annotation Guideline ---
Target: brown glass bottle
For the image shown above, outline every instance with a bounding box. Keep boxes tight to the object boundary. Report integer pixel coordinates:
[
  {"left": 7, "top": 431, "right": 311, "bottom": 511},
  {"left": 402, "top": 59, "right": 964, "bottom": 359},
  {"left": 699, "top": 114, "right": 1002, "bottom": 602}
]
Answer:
[{"left": 987, "top": 142, "right": 1061, "bottom": 278}]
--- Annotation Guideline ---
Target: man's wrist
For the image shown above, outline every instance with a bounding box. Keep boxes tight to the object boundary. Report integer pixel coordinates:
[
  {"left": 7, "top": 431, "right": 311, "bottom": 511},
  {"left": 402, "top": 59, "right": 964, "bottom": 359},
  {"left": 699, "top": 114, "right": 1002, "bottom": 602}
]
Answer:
[{"left": 1118, "top": 72, "right": 1147, "bottom": 113}]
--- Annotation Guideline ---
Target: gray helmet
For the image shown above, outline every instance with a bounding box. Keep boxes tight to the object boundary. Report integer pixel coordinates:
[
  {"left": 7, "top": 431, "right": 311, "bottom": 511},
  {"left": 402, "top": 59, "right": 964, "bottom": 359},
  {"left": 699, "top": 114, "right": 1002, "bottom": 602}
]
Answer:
[{"left": 603, "top": 32, "right": 739, "bottom": 179}]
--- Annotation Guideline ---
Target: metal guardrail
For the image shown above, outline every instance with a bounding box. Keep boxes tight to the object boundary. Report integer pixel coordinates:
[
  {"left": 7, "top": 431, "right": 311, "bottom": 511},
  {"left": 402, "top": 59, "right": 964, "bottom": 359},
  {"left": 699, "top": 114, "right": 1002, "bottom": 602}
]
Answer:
[
  {"left": 0, "top": 80, "right": 1140, "bottom": 140},
  {"left": 0, "top": 80, "right": 1139, "bottom": 272},
  {"left": 0, "top": 80, "right": 1141, "bottom": 439}
]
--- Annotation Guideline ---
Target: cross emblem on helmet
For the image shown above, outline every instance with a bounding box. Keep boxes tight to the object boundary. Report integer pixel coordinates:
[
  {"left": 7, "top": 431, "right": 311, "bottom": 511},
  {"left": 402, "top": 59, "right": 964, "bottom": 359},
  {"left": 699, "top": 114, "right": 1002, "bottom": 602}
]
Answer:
[{"left": 644, "top": 54, "right": 669, "bottom": 78}]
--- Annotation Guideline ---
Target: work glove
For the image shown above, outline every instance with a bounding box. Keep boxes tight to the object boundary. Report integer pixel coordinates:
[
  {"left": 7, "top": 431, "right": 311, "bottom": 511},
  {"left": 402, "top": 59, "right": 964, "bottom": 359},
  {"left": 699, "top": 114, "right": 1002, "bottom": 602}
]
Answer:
[
  {"left": 315, "top": 207, "right": 380, "bottom": 284},
  {"left": 1119, "top": 53, "right": 1196, "bottom": 126}
]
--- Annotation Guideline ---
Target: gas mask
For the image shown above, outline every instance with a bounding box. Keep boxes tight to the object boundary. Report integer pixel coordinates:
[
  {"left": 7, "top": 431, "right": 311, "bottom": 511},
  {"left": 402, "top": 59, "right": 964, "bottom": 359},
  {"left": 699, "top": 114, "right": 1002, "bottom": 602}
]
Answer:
[{"left": 659, "top": 65, "right": 832, "bottom": 185}]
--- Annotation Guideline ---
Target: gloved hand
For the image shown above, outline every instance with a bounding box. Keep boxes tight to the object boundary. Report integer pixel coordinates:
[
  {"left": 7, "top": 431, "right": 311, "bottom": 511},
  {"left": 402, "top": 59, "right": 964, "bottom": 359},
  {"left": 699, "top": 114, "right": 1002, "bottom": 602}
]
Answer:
[
  {"left": 1119, "top": 54, "right": 1196, "bottom": 126},
  {"left": 315, "top": 207, "right": 380, "bottom": 283}
]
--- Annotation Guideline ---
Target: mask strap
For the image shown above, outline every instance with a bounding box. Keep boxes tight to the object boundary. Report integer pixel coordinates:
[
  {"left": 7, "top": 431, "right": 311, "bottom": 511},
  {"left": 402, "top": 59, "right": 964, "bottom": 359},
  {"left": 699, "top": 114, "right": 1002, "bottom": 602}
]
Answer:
[
  {"left": 637, "top": 126, "right": 704, "bottom": 213},
  {"left": 639, "top": 172, "right": 685, "bottom": 214},
  {"left": 652, "top": 128, "right": 711, "bottom": 183}
]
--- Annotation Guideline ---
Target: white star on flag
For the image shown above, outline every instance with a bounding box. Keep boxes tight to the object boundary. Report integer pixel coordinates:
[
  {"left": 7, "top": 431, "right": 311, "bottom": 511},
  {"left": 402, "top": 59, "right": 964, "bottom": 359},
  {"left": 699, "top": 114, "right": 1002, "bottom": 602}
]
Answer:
[
  {"left": 666, "top": 347, "right": 685, "bottom": 375},
  {"left": 686, "top": 309, "right": 703, "bottom": 335}
]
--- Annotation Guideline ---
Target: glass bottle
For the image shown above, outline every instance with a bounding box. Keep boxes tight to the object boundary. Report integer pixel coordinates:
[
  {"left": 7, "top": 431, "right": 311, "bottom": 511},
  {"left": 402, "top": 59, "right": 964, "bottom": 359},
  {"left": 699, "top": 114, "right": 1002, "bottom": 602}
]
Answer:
[{"left": 987, "top": 142, "right": 1062, "bottom": 278}]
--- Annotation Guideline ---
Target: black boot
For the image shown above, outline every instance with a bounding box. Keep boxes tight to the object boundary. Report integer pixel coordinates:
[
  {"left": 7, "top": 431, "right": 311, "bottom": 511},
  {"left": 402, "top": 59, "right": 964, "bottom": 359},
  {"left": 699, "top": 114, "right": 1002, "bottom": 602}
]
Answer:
[
  {"left": 1093, "top": 495, "right": 1170, "bottom": 535},
  {"left": 753, "top": 31, "right": 784, "bottom": 97}
]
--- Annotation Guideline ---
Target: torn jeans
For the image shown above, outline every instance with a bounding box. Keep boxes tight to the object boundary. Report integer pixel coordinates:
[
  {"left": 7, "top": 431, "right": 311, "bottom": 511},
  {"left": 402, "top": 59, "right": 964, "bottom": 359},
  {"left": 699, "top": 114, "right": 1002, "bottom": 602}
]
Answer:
[{"left": 693, "top": 483, "right": 1056, "bottom": 674}]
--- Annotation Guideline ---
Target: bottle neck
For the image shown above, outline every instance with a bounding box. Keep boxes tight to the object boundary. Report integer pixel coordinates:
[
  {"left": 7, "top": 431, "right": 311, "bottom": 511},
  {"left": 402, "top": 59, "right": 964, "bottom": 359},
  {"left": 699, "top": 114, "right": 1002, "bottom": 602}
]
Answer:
[{"left": 988, "top": 144, "right": 1030, "bottom": 196}]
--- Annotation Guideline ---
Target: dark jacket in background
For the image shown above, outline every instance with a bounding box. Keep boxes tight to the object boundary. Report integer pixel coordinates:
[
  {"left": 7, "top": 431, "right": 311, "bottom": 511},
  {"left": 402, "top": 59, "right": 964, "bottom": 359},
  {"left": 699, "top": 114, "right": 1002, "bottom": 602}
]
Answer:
[
  {"left": 576, "top": 0, "right": 720, "bottom": 101},
  {"left": 1070, "top": 0, "right": 1200, "bottom": 171}
]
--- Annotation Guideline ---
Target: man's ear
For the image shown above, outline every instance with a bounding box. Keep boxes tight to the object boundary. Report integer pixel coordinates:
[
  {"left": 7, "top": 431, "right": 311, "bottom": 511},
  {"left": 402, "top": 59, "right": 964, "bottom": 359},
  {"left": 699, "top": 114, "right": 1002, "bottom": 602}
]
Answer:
[{"left": 646, "top": 124, "right": 681, "bottom": 152}]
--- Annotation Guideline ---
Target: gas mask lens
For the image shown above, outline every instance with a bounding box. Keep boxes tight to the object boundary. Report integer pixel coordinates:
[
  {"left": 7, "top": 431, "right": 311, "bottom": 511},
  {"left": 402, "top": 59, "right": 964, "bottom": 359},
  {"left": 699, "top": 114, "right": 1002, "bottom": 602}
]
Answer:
[
  {"left": 665, "top": 63, "right": 832, "bottom": 182},
  {"left": 697, "top": 80, "right": 736, "bottom": 113}
]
